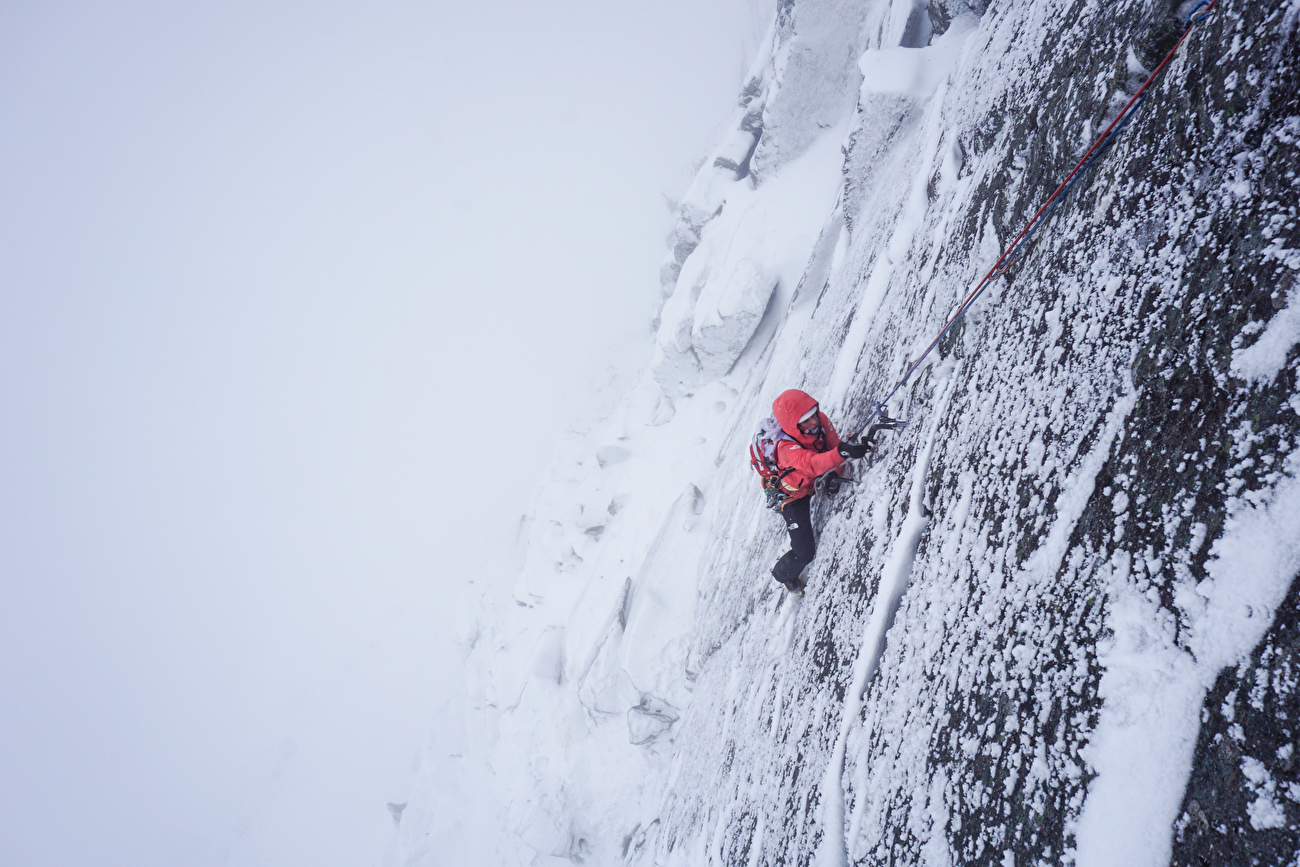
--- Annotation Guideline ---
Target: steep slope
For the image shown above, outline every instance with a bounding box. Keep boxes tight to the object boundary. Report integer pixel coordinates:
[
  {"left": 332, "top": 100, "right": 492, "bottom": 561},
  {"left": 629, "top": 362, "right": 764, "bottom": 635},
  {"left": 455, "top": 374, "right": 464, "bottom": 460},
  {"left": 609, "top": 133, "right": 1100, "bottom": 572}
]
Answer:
[{"left": 391, "top": 1, "right": 1300, "bottom": 865}]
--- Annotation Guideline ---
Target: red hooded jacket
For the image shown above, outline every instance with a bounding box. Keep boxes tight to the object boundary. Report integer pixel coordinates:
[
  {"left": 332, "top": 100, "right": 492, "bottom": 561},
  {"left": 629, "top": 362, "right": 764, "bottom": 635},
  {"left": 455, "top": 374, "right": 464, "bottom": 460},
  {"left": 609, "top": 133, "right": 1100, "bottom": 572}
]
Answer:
[{"left": 771, "top": 388, "right": 844, "bottom": 503}]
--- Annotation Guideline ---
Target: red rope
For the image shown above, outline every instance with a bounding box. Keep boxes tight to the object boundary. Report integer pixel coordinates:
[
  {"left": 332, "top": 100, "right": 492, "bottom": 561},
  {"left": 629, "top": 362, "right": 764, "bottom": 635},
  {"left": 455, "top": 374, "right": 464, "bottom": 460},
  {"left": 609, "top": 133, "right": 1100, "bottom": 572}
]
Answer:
[{"left": 868, "top": 0, "right": 1218, "bottom": 425}]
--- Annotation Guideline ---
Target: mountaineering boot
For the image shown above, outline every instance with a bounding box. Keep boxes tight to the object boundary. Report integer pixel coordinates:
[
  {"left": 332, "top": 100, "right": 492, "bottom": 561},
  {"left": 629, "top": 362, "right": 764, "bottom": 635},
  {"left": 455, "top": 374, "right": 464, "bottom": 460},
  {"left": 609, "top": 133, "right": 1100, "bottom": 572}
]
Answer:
[
  {"left": 786, "top": 571, "right": 807, "bottom": 596},
  {"left": 819, "top": 469, "right": 858, "bottom": 499},
  {"left": 822, "top": 473, "right": 842, "bottom": 498},
  {"left": 771, "top": 564, "right": 804, "bottom": 595}
]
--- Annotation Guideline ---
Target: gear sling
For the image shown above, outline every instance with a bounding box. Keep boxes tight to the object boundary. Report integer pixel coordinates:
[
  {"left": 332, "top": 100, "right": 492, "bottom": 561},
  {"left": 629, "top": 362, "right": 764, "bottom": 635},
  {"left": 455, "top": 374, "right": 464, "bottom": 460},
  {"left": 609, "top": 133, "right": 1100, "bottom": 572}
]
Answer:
[{"left": 748, "top": 416, "right": 799, "bottom": 511}]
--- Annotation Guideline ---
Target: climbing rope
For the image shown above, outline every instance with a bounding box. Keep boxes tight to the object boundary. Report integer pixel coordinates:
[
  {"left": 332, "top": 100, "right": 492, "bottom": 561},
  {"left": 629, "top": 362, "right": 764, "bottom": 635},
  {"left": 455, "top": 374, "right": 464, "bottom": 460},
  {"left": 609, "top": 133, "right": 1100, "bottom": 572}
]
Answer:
[{"left": 857, "top": 0, "right": 1219, "bottom": 436}]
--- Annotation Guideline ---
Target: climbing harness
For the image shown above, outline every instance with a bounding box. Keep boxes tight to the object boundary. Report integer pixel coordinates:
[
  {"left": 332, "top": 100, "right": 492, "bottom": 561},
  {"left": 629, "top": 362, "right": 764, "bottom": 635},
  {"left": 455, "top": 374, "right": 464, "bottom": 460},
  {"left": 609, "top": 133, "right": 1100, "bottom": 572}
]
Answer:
[{"left": 858, "top": 0, "right": 1219, "bottom": 433}]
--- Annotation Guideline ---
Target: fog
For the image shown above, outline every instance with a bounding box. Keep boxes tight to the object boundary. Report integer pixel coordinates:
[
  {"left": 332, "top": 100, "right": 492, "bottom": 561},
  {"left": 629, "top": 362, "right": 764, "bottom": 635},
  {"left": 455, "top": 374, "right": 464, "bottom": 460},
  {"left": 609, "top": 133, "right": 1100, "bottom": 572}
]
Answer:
[{"left": 0, "top": 1, "right": 769, "bottom": 864}]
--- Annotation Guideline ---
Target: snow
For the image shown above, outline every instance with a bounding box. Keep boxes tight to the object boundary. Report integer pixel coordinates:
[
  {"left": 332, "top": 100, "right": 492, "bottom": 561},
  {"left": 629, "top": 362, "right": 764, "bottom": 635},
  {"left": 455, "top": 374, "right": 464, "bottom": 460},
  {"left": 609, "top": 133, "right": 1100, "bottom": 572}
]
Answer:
[
  {"left": 1074, "top": 428, "right": 1300, "bottom": 866},
  {"left": 1242, "top": 756, "right": 1288, "bottom": 830},
  {"left": 1231, "top": 272, "right": 1300, "bottom": 384},
  {"left": 825, "top": 19, "right": 979, "bottom": 411},
  {"left": 857, "top": 13, "right": 977, "bottom": 99},
  {"left": 388, "top": 1, "right": 1300, "bottom": 864},
  {"left": 385, "top": 103, "right": 858, "bottom": 862},
  {"left": 652, "top": 118, "right": 850, "bottom": 394},
  {"left": 817, "top": 366, "right": 955, "bottom": 867},
  {"left": 1072, "top": 549, "right": 1204, "bottom": 867},
  {"left": 748, "top": 0, "right": 865, "bottom": 179}
]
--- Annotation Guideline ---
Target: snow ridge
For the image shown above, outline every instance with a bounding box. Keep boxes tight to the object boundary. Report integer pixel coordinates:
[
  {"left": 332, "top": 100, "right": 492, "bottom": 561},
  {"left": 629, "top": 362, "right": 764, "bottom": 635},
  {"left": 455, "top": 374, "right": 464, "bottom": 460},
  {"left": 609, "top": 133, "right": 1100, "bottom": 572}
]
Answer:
[{"left": 817, "top": 366, "right": 954, "bottom": 867}]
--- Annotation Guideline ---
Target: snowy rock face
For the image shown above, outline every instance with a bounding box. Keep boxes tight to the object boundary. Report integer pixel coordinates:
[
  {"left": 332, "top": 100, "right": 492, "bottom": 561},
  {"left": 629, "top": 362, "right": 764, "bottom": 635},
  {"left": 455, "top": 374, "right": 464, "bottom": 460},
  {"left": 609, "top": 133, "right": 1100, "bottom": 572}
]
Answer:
[{"left": 392, "top": 1, "right": 1300, "bottom": 866}]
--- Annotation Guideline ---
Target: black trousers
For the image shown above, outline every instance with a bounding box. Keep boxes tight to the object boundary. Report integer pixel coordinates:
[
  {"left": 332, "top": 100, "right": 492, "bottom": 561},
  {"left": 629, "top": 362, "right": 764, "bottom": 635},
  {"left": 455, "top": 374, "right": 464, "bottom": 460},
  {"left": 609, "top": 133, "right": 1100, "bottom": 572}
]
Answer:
[{"left": 772, "top": 496, "right": 815, "bottom": 587}]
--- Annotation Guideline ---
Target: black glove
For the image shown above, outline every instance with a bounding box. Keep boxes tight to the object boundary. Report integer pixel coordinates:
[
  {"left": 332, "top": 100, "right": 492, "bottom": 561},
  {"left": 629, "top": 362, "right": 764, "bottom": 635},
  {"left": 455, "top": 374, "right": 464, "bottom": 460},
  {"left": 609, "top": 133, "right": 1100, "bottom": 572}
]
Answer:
[{"left": 837, "top": 440, "right": 871, "bottom": 459}]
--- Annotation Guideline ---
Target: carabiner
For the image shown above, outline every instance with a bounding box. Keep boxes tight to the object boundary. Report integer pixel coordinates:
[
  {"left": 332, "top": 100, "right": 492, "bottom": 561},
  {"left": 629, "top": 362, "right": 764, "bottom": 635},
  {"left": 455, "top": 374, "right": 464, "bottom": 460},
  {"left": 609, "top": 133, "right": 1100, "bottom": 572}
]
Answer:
[{"left": 1184, "top": 0, "right": 1213, "bottom": 25}]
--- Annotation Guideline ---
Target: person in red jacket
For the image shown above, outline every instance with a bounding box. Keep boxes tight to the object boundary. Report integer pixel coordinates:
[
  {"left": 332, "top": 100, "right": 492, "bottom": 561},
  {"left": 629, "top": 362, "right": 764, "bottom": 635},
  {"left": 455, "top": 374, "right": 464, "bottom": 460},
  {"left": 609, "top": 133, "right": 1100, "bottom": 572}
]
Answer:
[{"left": 770, "top": 388, "right": 870, "bottom": 592}]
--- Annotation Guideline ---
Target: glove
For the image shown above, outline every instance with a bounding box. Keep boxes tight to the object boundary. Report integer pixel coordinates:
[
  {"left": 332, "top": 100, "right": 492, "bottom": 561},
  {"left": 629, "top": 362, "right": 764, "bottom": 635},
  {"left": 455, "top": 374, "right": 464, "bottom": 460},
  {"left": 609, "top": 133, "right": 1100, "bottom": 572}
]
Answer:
[{"left": 837, "top": 441, "right": 871, "bottom": 459}]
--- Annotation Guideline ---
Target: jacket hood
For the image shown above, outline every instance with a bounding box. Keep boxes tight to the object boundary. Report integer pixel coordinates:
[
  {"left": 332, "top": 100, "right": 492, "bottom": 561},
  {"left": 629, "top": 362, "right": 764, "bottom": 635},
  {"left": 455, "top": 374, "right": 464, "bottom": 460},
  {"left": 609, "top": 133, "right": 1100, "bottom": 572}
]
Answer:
[{"left": 772, "top": 389, "right": 823, "bottom": 446}]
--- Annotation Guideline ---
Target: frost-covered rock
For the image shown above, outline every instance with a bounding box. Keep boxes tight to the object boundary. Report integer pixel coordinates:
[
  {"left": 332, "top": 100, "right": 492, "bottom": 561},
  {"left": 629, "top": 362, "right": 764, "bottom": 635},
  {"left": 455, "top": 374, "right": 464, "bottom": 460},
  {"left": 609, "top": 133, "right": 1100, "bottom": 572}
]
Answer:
[
  {"left": 927, "top": 0, "right": 985, "bottom": 37},
  {"left": 627, "top": 695, "right": 680, "bottom": 746},
  {"left": 747, "top": 0, "right": 864, "bottom": 182},
  {"left": 691, "top": 257, "right": 778, "bottom": 380},
  {"left": 650, "top": 108, "right": 847, "bottom": 395},
  {"left": 391, "top": 1, "right": 1300, "bottom": 865}
]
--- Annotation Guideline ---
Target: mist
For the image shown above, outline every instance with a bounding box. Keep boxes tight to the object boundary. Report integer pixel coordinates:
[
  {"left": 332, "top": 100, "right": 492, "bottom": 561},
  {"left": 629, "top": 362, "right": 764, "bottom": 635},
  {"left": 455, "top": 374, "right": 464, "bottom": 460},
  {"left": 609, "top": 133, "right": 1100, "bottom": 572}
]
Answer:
[{"left": 0, "top": 1, "right": 770, "bottom": 864}]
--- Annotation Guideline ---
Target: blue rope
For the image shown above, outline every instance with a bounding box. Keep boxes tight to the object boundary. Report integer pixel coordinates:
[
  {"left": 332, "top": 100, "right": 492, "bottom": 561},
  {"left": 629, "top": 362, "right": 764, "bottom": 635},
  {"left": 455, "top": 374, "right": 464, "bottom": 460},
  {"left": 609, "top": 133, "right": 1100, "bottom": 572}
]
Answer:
[
  {"left": 1185, "top": 1, "right": 1213, "bottom": 24},
  {"left": 855, "top": 1, "right": 1217, "bottom": 437},
  {"left": 999, "top": 94, "right": 1147, "bottom": 271},
  {"left": 866, "top": 101, "right": 1143, "bottom": 418}
]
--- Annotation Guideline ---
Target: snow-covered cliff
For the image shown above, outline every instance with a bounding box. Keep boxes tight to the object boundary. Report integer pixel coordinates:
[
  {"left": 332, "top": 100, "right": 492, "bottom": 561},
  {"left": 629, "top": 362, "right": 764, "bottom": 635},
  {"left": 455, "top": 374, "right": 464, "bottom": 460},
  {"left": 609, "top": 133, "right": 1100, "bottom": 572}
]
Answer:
[{"left": 390, "top": 1, "right": 1300, "bottom": 865}]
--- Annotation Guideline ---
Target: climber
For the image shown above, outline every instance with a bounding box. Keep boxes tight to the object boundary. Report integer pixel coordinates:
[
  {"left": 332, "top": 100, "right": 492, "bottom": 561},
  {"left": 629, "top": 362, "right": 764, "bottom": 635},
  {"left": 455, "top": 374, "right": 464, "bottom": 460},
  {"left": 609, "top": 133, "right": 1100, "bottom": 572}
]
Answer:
[{"left": 766, "top": 388, "right": 870, "bottom": 593}]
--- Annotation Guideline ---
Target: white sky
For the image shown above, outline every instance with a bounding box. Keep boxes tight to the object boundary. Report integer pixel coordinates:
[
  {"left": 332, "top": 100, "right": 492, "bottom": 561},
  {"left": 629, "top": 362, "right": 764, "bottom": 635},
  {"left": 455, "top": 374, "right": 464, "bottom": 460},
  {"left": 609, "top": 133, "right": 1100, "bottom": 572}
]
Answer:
[{"left": 0, "top": 1, "right": 770, "bottom": 865}]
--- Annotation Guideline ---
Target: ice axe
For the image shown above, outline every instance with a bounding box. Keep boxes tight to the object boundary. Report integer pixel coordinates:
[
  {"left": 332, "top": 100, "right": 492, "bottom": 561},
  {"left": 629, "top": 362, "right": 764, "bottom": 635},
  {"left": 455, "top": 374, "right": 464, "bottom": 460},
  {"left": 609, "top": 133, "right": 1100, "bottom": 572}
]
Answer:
[{"left": 854, "top": 403, "right": 907, "bottom": 456}]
